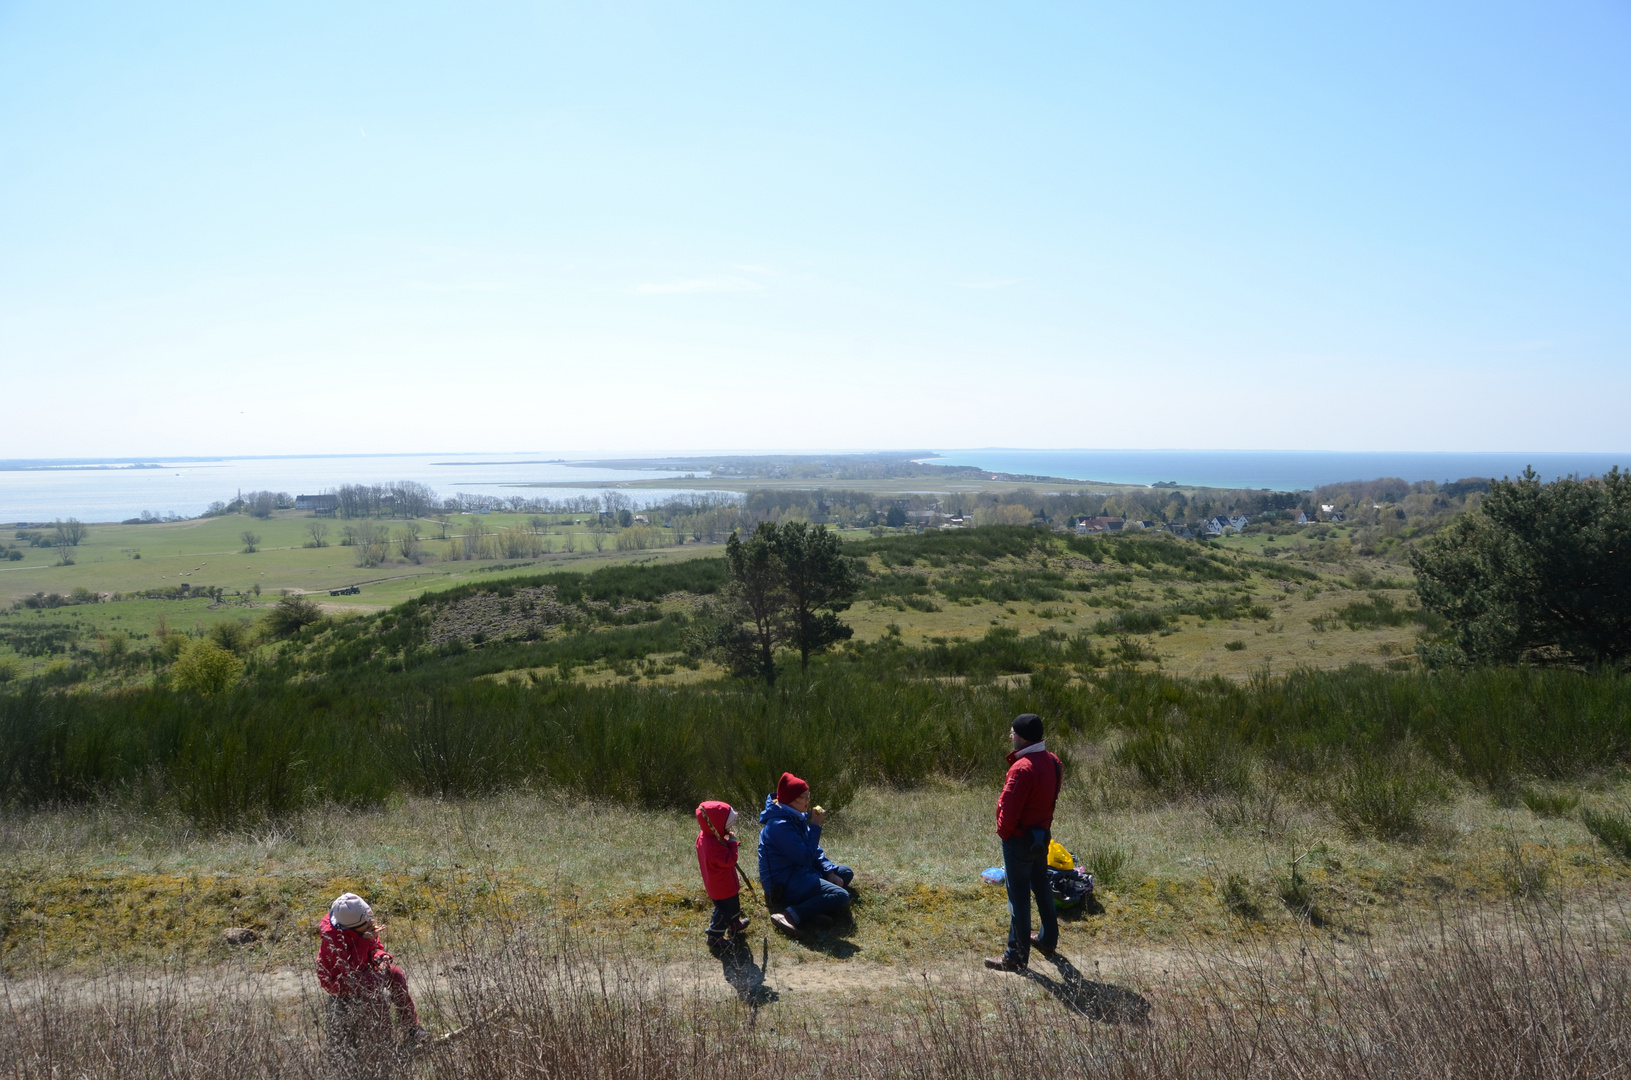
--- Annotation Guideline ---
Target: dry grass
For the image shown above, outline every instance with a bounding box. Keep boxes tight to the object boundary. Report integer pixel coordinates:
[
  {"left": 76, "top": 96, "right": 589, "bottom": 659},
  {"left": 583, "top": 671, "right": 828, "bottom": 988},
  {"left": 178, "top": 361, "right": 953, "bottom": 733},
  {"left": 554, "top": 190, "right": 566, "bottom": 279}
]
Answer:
[
  {"left": 6, "top": 764, "right": 1631, "bottom": 974},
  {"left": 2, "top": 902, "right": 1628, "bottom": 1078}
]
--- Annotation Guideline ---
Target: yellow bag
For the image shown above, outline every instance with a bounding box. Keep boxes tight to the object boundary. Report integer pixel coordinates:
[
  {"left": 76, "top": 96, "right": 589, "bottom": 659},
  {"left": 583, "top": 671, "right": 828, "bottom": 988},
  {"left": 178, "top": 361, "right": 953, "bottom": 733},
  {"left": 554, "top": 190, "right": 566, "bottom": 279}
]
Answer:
[{"left": 1047, "top": 839, "right": 1074, "bottom": 871}]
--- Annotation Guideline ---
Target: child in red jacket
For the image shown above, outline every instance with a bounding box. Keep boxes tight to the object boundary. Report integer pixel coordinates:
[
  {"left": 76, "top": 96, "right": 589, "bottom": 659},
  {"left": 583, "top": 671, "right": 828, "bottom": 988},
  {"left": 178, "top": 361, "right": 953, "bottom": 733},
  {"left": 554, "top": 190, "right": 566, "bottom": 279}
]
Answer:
[
  {"left": 317, "top": 892, "right": 430, "bottom": 1048},
  {"left": 696, "top": 800, "right": 751, "bottom": 952}
]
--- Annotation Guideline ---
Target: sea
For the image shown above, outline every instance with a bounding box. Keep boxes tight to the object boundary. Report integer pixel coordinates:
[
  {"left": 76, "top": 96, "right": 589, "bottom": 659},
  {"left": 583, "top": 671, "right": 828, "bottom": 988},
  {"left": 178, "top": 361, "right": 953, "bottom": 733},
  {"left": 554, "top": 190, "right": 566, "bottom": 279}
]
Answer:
[
  {"left": 0, "top": 454, "right": 698, "bottom": 525},
  {"left": 0, "top": 449, "right": 1625, "bottom": 524},
  {"left": 927, "top": 450, "right": 1629, "bottom": 493}
]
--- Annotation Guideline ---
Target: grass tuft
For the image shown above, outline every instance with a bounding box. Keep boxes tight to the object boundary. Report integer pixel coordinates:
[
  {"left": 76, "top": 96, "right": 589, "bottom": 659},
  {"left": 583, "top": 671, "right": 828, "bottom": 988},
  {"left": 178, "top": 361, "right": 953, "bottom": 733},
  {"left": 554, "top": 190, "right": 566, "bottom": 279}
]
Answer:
[
  {"left": 1077, "top": 842, "right": 1131, "bottom": 888},
  {"left": 1325, "top": 755, "right": 1448, "bottom": 842},
  {"left": 1580, "top": 807, "right": 1631, "bottom": 861},
  {"left": 1521, "top": 787, "right": 1580, "bottom": 818},
  {"left": 1220, "top": 872, "right": 1262, "bottom": 920}
]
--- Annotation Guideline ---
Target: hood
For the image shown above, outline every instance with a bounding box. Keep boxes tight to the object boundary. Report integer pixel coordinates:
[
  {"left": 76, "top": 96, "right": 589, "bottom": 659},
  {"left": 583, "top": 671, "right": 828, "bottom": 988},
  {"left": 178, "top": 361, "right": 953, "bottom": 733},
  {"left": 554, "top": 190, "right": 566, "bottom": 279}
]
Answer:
[
  {"left": 696, "top": 800, "right": 734, "bottom": 836},
  {"left": 760, "top": 792, "right": 806, "bottom": 826}
]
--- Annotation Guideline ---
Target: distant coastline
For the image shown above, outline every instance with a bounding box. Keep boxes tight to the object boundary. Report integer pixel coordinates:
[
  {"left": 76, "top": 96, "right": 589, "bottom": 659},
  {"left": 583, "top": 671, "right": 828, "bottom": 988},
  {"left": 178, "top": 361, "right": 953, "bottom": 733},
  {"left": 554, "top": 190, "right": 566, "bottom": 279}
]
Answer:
[{"left": 2, "top": 449, "right": 1625, "bottom": 525}]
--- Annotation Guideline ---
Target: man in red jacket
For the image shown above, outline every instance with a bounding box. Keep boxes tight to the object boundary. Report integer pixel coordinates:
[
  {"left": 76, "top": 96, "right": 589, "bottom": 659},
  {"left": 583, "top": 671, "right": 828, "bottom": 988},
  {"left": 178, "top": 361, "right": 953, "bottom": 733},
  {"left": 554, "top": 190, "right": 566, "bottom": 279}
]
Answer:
[{"left": 985, "top": 713, "right": 1062, "bottom": 971}]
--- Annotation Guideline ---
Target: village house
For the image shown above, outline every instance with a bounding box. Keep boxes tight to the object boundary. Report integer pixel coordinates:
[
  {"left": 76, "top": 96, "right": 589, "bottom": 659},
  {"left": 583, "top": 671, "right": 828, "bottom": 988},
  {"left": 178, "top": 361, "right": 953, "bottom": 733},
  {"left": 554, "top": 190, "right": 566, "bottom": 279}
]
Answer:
[
  {"left": 295, "top": 494, "right": 339, "bottom": 515},
  {"left": 1074, "top": 516, "right": 1125, "bottom": 535}
]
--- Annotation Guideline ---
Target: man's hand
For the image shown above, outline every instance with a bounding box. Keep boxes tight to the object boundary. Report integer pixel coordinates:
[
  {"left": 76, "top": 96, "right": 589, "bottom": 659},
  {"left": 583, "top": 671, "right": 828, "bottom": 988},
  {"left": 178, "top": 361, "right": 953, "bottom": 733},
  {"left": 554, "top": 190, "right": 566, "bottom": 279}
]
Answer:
[
  {"left": 825, "top": 871, "right": 845, "bottom": 887},
  {"left": 810, "top": 807, "right": 826, "bottom": 826}
]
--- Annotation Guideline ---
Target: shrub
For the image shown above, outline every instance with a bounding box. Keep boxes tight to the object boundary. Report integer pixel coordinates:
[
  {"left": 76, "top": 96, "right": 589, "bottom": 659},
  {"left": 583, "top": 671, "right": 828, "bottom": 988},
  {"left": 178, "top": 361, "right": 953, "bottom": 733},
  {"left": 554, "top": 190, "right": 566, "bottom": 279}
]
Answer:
[
  {"left": 1520, "top": 787, "right": 1580, "bottom": 818},
  {"left": 1277, "top": 867, "right": 1323, "bottom": 924},
  {"left": 170, "top": 640, "right": 244, "bottom": 696},
  {"left": 208, "top": 620, "right": 252, "bottom": 654},
  {"left": 1581, "top": 807, "right": 1631, "bottom": 861},
  {"left": 1091, "top": 608, "right": 1169, "bottom": 635},
  {"left": 261, "top": 596, "right": 324, "bottom": 639},
  {"left": 1221, "top": 872, "right": 1261, "bottom": 920},
  {"left": 1114, "top": 727, "right": 1251, "bottom": 799},
  {"left": 1325, "top": 754, "right": 1448, "bottom": 841},
  {"left": 1077, "top": 842, "right": 1131, "bottom": 887}
]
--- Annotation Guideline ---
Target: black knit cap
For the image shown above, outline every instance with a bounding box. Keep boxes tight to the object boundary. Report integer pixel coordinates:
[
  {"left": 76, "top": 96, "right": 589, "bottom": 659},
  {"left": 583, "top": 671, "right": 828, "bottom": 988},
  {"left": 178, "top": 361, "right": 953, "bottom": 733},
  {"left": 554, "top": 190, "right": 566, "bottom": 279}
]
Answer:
[{"left": 1012, "top": 713, "right": 1043, "bottom": 744}]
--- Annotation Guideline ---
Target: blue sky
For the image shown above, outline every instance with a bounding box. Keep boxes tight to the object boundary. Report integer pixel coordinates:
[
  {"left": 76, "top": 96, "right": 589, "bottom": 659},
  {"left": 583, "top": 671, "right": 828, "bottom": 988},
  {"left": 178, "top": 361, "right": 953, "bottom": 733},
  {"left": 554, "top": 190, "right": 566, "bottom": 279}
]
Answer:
[{"left": 2, "top": 2, "right": 1627, "bottom": 456}]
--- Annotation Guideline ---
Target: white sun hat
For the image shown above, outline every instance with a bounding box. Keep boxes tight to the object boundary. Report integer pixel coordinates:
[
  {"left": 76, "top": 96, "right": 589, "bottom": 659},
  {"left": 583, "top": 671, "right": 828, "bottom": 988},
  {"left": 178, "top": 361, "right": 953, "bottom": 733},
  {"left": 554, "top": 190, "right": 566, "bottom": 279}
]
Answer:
[{"left": 329, "top": 892, "right": 374, "bottom": 929}]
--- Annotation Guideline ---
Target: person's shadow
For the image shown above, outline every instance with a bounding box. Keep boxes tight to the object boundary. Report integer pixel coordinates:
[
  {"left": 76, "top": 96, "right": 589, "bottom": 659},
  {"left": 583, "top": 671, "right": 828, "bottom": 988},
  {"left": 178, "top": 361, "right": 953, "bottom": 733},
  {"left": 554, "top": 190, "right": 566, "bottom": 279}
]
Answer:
[
  {"left": 714, "top": 938, "right": 779, "bottom": 1007},
  {"left": 1022, "top": 953, "right": 1151, "bottom": 1024}
]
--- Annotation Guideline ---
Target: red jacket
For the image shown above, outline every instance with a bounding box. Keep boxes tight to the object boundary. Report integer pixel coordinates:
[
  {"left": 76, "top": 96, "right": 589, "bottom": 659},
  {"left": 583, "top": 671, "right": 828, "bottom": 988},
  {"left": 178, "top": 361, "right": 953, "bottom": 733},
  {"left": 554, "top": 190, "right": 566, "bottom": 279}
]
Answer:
[
  {"left": 317, "top": 914, "right": 393, "bottom": 996},
  {"left": 996, "top": 744, "right": 1062, "bottom": 840},
  {"left": 695, "top": 801, "right": 741, "bottom": 900}
]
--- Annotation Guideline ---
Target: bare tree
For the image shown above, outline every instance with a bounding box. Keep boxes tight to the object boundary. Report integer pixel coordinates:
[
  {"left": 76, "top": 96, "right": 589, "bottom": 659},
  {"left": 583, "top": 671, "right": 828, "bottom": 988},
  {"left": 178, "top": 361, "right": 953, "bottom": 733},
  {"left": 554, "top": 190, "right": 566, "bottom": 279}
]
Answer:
[
  {"left": 240, "top": 531, "right": 261, "bottom": 554},
  {"left": 54, "top": 518, "right": 89, "bottom": 547},
  {"left": 462, "top": 519, "right": 490, "bottom": 560},
  {"left": 397, "top": 523, "right": 423, "bottom": 563},
  {"left": 306, "top": 522, "right": 329, "bottom": 548},
  {"left": 354, "top": 521, "right": 389, "bottom": 567},
  {"left": 390, "top": 481, "right": 437, "bottom": 518}
]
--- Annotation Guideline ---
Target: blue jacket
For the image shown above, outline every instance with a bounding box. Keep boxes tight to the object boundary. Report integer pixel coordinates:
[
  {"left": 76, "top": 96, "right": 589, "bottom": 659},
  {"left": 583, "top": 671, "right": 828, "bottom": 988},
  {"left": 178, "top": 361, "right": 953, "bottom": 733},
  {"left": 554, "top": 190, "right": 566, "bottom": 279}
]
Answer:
[{"left": 757, "top": 793, "right": 838, "bottom": 904}]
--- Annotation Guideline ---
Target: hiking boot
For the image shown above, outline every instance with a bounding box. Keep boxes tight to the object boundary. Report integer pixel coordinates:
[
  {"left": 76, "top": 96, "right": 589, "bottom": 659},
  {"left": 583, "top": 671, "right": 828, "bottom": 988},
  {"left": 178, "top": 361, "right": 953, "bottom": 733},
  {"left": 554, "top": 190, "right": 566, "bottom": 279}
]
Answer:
[
  {"left": 707, "top": 934, "right": 730, "bottom": 955},
  {"left": 983, "top": 954, "right": 1026, "bottom": 972},
  {"left": 770, "top": 912, "right": 800, "bottom": 936},
  {"left": 1029, "top": 933, "right": 1057, "bottom": 958},
  {"left": 405, "top": 1025, "right": 436, "bottom": 1050},
  {"left": 727, "top": 915, "right": 751, "bottom": 938}
]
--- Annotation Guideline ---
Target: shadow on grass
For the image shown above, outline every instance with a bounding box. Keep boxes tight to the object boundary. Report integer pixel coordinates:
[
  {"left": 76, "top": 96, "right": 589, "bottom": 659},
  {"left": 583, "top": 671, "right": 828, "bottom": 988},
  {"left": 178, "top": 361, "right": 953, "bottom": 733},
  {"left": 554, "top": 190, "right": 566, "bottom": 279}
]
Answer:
[
  {"left": 769, "top": 887, "right": 863, "bottom": 959},
  {"left": 788, "top": 915, "right": 862, "bottom": 959},
  {"left": 1058, "top": 895, "right": 1107, "bottom": 920},
  {"left": 1022, "top": 953, "right": 1151, "bottom": 1024},
  {"left": 714, "top": 937, "right": 779, "bottom": 1007}
]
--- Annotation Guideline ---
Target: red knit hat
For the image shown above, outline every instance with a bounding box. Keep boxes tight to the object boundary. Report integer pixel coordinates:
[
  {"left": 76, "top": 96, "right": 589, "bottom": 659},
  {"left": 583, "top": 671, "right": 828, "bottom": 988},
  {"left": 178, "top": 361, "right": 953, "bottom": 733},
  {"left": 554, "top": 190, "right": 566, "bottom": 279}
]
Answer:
[{"left": 776, "top": 772, "right": 809, "bottom": 804}]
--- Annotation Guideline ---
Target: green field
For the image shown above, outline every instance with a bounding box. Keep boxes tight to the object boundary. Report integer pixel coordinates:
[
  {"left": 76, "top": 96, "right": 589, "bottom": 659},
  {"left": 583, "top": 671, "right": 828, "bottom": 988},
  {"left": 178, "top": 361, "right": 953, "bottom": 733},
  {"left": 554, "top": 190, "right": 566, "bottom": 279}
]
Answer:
[
  {"left": 3, "top": 508, "right": 1423, "bottom": 685},
  {"left": 0, "top": 510, "right": 738, "bottom": 673}
]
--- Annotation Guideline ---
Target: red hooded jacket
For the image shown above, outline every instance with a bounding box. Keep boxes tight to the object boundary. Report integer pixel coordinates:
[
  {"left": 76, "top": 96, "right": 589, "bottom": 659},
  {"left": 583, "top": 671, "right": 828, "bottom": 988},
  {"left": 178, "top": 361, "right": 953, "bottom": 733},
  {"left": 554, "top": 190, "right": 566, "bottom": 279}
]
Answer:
[
  {"left": 996, "top": 744, "right": 1062, "bottom": 841},
  {"left": 695, "top": 801, "right": 741, "bottom": 900},
  {"left": 317, "top": 914, "right": 393, "bottom": 996}
]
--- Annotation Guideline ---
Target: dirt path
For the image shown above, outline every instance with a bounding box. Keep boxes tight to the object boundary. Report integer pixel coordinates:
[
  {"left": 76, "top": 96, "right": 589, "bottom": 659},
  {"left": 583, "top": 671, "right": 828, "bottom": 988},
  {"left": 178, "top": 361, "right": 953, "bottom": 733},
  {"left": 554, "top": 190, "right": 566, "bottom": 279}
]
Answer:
[{"left": 0, "top": 940, "right": 1183, "bottom": 1024}]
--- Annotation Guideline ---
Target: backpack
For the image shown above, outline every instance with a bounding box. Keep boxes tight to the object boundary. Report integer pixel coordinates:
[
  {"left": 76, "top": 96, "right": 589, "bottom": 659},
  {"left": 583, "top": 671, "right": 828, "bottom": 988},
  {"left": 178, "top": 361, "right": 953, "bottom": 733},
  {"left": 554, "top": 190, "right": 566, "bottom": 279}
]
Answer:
[{"left": 1047, "top": 867, "right": 1094, "bottom": 911}]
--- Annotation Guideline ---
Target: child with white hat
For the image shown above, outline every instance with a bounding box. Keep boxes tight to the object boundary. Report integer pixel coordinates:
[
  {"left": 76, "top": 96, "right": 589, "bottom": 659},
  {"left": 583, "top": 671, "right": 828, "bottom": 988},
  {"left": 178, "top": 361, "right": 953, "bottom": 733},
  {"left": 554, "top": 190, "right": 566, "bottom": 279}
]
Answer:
[{"left": 317, "top": 892, "right": 431, "bottom": 1050}]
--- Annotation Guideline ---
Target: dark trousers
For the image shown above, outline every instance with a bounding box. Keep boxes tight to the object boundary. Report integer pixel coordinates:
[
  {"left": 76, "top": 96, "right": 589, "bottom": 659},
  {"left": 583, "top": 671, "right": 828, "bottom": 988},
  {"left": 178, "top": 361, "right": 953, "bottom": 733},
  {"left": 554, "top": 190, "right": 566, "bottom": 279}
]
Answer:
[
  {"left": 780, "top": 865, "right": 853, "bottom": 927},
  {"left": 1001, "top": 836, "right": 1058, "bottom": 964},
  {"left": 706, "top": 893, "right": 741, "bottom": 938}
]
